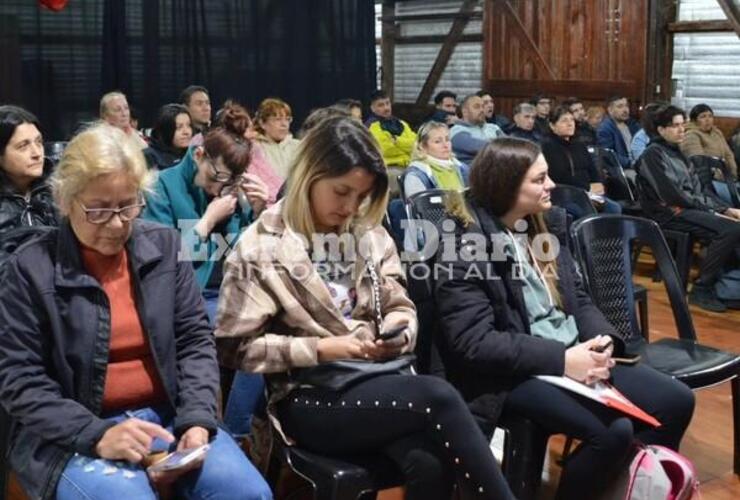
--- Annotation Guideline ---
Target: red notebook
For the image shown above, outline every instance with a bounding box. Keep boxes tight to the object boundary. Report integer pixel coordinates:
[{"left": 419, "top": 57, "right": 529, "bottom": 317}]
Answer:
[{"left": 535, "top": 375, "right": 661, "bottom": 428}]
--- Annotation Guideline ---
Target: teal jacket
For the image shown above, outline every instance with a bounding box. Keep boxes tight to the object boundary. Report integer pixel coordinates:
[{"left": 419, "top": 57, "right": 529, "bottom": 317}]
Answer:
[{"left": 142, "top": 147, "right": 253, "bottom": 289}]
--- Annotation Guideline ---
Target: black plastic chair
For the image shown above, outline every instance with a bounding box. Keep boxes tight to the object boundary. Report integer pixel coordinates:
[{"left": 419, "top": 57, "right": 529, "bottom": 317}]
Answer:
[
  {"left": 267, "top": 440, "right": 403, "bottom": 500},
  {"left": 590, "top": 147, "right": 640, "bottom": 209},
  {"left": 571, "top": 214, "right": 740, "bottom": 475},
  {"left": 689, "top": 155, "right": 740, "bottom": 209},
  {"left": 548, "top": 185, "right": 650, "bottom": 337}
]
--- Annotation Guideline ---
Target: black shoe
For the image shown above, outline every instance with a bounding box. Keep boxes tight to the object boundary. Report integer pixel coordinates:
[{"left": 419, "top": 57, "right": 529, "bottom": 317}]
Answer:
[
  {"left": 689, "top": 285, "right": 727, "bottom": 312},
  {"left": 722, "top": 299, "right": 740, "bottom": 310}
]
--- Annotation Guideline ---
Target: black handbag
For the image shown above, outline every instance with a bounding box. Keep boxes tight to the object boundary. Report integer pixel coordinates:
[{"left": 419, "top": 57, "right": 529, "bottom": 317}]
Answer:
[{"left": 293, "top": 259, "right": 415, "bottom": 391}]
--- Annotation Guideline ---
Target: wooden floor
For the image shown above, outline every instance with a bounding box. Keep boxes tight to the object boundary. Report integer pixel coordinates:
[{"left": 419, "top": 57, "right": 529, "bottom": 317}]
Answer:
[{"left": 8, "top": 261, "right": 740, "bottom": 499}]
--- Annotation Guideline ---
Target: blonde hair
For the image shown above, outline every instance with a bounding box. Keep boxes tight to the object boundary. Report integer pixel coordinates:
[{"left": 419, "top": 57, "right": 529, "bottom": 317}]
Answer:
[
  {"left": 51, "top": 123, "right": 152, "bottom": 213},
  {"left": 282, "top": 116, "right": 389, "bottom": 239},
  {"left": 411, "top": 121, "right": 450, "bottom": 162},
  {"left": 99, "top": 91, "right": 127, "bottom": 118}
]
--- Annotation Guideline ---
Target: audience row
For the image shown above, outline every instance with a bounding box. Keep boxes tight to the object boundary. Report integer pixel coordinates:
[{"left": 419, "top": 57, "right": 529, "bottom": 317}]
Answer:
[{"left": 0, "top": 81, "right": 737, "bottom": 499}]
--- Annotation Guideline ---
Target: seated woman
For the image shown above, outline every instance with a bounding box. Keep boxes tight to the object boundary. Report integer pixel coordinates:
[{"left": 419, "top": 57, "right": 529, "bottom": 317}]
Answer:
[
  {"left": 99, "top": 91, "right": 148, "bottom": 149},
  {"left": 541, "top": 105, "right": 621, "bottom": 218},
  {"left": 680, "top": 103, "right": 738, "bottom": 204},
  {"left": 215, "top": 116, "right": 515, "bottom": 500},
  {"left": 254, "top": 98, "right": 301, "bottom": 180},
  {"left": 396, "top": 120, "right": 469, "bottom": 250},
  {"left": 143, "top": 100, "right": 269, "bottom": 315},
  {"left": 143, "top": 103, "right": 193, "bottom": 170},
  {"left": 434, "top": 137, "right": 695, "bottom": 500},
  {"left": 0, "top": 123, "right": 271, "bottom": 500},
  {"left": 404, "top": 121, "right": 469, "bottom": 199},
  {"left": 0, "top": 105, "right": 58, "bottom": 239},
  {"left": 143, "top": 102, "right": 270, "bottom": 439}
]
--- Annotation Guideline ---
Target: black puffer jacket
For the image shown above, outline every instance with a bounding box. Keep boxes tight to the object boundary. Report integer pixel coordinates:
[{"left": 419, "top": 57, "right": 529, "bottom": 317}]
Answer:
[
  {"left": 0, "top": 163, "right": 58, "bottom": 239},
  {"left": 434, "top": 202, "right": 623, "bottom": 435}
]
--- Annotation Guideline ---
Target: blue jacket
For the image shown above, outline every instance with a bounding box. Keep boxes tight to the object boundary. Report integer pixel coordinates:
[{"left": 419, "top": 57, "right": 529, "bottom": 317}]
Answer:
[
  {"left": 450, "top": 121, "right": 505, "bottom": 164},
  {"left": 142, "top": 147, "right": 254, "bottom": 288},
  {"left": 0, "top": 220, "right": 218, "bottom": 499},
  {"left": 596, "top": 116, "right": 641, "bottom": 168}
]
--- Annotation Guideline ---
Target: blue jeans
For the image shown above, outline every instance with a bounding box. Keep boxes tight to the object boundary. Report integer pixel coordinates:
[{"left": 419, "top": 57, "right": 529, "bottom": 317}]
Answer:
[
  {"left": 563, "top": 195, "right": 622, "bottom": 220},
  {"left": 203, "top": 288, "right": 266, "bottom": 438},
  {"left": 55, "top": 406, "right": 272, "bottom": 500}
]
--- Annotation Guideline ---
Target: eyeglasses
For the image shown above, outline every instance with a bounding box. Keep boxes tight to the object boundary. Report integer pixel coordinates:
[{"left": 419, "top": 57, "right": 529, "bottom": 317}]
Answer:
[
  {"left": 77, "top": 199, "right": 146, "bottom": 224},
  {"left": 204, "top": 151, "right": 235, "bottom": 184}
]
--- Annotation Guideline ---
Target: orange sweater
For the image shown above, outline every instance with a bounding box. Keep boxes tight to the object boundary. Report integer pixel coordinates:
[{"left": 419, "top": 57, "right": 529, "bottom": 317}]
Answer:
[{"left": 81, "top": 246, "right": 167, "bottom": 413}]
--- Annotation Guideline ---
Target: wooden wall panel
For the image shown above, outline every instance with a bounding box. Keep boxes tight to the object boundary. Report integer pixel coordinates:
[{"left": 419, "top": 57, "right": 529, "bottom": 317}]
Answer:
[{"left": 484, "top": 0, "right": 649, "bottom": 117}]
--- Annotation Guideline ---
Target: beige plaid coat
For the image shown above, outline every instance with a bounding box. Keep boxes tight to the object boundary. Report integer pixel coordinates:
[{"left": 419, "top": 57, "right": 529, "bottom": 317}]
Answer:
[{"left": 215, "top": 201, "right": 417, "bottom": 441}]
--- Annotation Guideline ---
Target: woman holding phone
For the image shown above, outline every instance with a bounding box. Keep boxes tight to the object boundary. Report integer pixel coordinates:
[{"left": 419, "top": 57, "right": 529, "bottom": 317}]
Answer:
[
  {"left": 434, "top": 138, "right": 695, "bottom": 500},
  {"left": 215, "top": 116, "right": 516, "bottom": 499},
  {"left": 0, "top": 123, "right": 270, "bottom": 499}
]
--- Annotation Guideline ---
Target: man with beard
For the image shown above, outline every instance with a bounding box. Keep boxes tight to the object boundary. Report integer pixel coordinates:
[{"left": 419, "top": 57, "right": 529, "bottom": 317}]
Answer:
[{"left": 449, "top": 94, "right": 505, "bottom": 163}]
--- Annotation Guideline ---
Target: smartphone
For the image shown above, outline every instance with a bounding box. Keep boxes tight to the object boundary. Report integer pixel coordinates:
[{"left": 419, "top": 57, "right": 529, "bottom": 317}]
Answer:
[
  {"left": 147, "top": 444, "right": 209, "bottom": 473},
  {"left": 377, "top": 326, "right": 405, "bottom": 341},
  {"left": 591, "top": 338, "right": 613, "bottom": 353}
]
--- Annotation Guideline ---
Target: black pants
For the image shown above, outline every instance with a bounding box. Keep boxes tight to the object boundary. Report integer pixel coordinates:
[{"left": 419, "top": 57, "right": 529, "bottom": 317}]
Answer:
[
  {"left": 277, "top": 374, "right": 514, "bottom": 500},
  {"left": 504, "top": 363, "right": 695, "bottom": 500},
  {"left": 662, "top": 209, "right": 740, "bottom": 285}
]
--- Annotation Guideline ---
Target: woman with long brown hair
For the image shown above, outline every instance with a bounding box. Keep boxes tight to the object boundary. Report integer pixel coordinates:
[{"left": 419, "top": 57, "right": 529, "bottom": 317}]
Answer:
[{"left": 435, "top": 137, "right": 695, "bottom": 500}]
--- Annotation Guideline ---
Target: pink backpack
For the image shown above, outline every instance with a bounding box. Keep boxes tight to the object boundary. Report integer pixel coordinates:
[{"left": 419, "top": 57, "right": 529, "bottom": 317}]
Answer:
[{"left": 601, "top": 444, "right": 699, "bottom": 500}]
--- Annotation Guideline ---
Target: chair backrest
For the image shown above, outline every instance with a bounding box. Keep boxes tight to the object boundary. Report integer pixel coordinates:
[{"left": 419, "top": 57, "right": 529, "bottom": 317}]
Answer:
[
  {"left": 689, "top": 154, "right": 740, "bottom": 208},
  {"left": 408, "top": 189, "right": 455, "bottom": 229},
  {"left": 550, "top": 184, "right": 597, "bottom": 217},
  {"left": 397, "top": 172, "right": 407, "bottom": 202},
  {"left": 405, "top": 189, "right": 465, "bottom": 376},
  {"left": 599, "top": 147, "right": 636, "bottom": 201},
  {"left": 571, "top": 214, "right": 697, "bottom": 344}
]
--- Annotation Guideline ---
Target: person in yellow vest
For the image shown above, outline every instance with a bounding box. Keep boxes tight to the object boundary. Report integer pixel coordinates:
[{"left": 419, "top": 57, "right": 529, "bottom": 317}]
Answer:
[{"left": 365, "top": 90, "right": 417, "bottom": 195}]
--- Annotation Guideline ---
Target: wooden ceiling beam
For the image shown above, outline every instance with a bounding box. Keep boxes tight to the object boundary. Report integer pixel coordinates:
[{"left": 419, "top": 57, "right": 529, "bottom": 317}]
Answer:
[
  {"left": 716, "top": 0, "right": 740, "bottom": 38},
  {"left": 667, "top": 20, "right": 734, "bottom": 32},
  {"left": 415, "top": 0, "right": 480, "bottom": 105}
]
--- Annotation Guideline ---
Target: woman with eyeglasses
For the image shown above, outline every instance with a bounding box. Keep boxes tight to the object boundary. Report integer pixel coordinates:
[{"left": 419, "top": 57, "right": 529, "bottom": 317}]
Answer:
[
  {"left": 0, "top": 105, "right": 58, "bottom": 241},
  {"left": 0, "top": 123, "right": 272, "bottom": 500},
  {"left": 143, "top": 102, "right": 270, "bottom": 449},
  {"left": 254, "top": 98, "right": 301, "bottom": 180},
  {"left": 143, "top": 101, "right": 270, "bottom": 318}
]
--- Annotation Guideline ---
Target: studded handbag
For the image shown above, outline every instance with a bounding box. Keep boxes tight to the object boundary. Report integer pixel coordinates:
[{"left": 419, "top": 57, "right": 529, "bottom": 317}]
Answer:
[{"left": 293, "top": 259, "right": 415, "bottom": 391}]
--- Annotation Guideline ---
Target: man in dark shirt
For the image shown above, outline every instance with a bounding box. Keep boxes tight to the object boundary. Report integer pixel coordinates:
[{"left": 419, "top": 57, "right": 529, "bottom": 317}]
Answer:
[
  {"left": 507, "top": 103, "right": 542, "bottom": 143},
  {"left": 477, "top": 90, "right": 511, "bottom": 130},
  {"left": 563, "top": 97, "right": 597, "bottom": 146}
]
